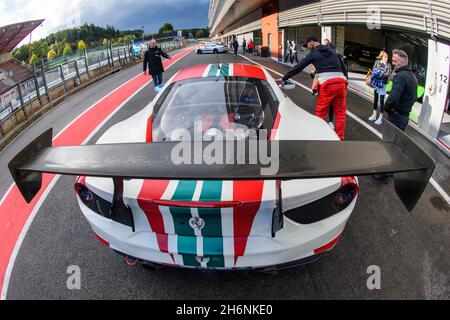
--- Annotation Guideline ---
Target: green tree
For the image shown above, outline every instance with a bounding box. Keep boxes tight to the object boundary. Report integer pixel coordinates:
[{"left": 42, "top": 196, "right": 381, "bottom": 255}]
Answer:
[
  {"left": 195, "top": 29, "right": 207, "bottom": 38},
  {"left": 12, "top": 45, "right": 31, "bottom": 62},
  {"left": 77, "top": 40, "right": 87, "bottom": 51},
  {"left": 29, "top": 53, "right": 39, "bottom": 65},
  {"left": 30, "top": 40, "right": 49, "bottom": 59},
  {"left": 47, "top": 49, "right": 57, "bottom": 60},
  {"left": 63, "top": 44, "right": 72, "bottom": 56},
  {"left": 102, "top": 38, "right": 109, "bottom": 46},
  {"left": 51, "top": 42, "right": 65, "bottom": 56},
  {"left": 159, "top": 22, "right": 174, "bottom": 34}
]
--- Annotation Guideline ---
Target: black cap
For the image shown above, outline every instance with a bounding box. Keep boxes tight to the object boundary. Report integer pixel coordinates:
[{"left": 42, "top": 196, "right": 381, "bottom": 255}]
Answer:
[{"left": 302, "top": 36, "right": 319, "bottom": 48}]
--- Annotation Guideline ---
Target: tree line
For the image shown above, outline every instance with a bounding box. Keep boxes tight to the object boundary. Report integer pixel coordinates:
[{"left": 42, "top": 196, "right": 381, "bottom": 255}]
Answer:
[{"left": 12, "top": 22, "right": 209, "bottom": 65}]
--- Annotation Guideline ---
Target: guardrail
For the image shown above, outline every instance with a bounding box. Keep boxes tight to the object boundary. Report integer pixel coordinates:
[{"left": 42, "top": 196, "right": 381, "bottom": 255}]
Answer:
[{"left": 0, "top": 40, "right": 194, "bottom": 140}]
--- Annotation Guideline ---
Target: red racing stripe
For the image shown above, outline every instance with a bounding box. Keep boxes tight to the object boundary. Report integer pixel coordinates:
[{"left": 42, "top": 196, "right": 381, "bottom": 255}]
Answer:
[
  {"left": 232, "top": 64, "right": 266, "bottom": 80},
  {"left": 0, "top": 45, "right": 198, "bottom": 297},
  {"left": 269, "top": 112, "right": 281, "bottom": 141},
  {"left": 137, "top": 180, "right": 171, "bottom": 255},
  {"left": 232, "top": 181, "right": 265, "bottom": 265},
  {"left": 173, "top": 64, "right": 209, "bottom": 82}
]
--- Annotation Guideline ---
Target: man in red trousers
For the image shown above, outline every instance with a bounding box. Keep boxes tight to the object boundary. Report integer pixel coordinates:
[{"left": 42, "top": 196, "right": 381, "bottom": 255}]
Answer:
[{"left": 281, "top": 36, "right": 348, "bottom": 140}]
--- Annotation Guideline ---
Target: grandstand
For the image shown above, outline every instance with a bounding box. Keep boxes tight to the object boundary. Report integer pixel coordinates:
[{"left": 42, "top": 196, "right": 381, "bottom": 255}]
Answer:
[{"left": 0, "top": 20, "right": 44, "bottom": 112}]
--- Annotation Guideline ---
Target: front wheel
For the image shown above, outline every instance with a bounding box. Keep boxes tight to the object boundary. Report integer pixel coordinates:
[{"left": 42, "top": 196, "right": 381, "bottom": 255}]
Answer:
[
  {"left": 197, "top": 49, "right": 203, "bottom": 54},
  {"left": 213, "top": 49, "right": 218, "bottom": 54}
]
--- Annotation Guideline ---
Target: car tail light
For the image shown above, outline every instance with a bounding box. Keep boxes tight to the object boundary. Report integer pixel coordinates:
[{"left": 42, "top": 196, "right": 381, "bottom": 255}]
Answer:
[
  {"left": 285, "top": 177, "right": 359, "bottom": 224},
  {"left": 334, "top": 177, "right": 359, "bottom": 207},
  {"left": 74, "top": 178, "right": 112, "bottom": 219},
  {"left": 75, "top": 182, "right": 94, "bottom": 203},
  {"left": 314, "top": 231, "right": 344, "bottom": 255}
]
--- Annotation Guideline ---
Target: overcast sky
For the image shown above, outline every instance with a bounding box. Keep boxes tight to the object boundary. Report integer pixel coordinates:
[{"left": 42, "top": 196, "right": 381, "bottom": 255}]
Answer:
[{"left": 1, "top": 0, "right": 210, "bottom": 46}]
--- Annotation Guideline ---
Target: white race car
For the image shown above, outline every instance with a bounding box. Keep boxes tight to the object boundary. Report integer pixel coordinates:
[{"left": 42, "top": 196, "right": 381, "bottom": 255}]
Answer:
[
  {"left": 10, "top": 63, "right": 434, "bottom": 272},
  {"left": 196, "top": 43, "right": 227, "bottom": 54}
]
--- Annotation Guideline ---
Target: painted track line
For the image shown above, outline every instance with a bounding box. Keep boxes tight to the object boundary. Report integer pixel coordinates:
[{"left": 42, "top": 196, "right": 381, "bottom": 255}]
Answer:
[
  {"left": 0, "top": 45, "right": 199, "bottom": 300},
  {"left": 238, "top": 54, "right": 450, "bottom": 205}
]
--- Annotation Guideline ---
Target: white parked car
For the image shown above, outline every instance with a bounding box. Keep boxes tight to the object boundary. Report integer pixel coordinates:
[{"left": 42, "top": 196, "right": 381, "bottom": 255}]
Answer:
[
  {"left": 197, "top": 43, "right": 228, "bottom": 54},
  {"left": 10, "top": 63, "right": 434, "bottom": 273}
]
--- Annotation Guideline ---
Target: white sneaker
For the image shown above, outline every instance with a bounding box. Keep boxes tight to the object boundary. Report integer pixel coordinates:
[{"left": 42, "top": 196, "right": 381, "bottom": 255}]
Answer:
[
  {"left": 368, "top": 112, "right": 377, "bottom": 121},
  {"left": 375, "top": 116, "right": 383, "bottom": 125},
  {"left": 329, "top": 122, "right": 335, "bottom": 130}
]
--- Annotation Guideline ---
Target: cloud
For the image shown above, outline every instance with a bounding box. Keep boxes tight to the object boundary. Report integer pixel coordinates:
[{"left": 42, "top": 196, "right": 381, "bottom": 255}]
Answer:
[{"left": 0, "top": 0, "right": 210, "bottom": 46}]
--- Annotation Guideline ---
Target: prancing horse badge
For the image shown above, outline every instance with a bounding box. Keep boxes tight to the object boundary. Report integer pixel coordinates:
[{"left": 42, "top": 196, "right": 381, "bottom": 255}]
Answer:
[{"left": 189, "top": 216, "right": 205, "bottom": 231}]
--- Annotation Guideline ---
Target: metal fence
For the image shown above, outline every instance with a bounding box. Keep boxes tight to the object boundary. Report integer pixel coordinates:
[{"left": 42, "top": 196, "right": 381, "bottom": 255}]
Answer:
[{"left": 0, "top": 39, "right": 191, "bottom": 136}]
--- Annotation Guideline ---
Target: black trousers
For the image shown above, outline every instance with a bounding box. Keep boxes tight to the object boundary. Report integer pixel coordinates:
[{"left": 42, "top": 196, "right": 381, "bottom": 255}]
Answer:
[
  {"left": 387, "top": 112, "right": 409, "bottom": 131},
  {"left": 373, "top": 91, "right": 385, "bottom": 113},
  {"left": 375, "top": 111, "right": 409, "bottom": 182}
]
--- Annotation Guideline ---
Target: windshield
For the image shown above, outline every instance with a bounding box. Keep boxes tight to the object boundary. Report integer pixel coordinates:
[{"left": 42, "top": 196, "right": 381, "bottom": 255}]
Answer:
[{"left": 152, "top": 77, "right": 279, "bottom": 142}]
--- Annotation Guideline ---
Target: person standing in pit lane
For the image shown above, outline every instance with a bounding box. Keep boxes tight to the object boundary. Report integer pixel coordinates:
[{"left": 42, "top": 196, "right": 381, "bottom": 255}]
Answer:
[
  {"left": 369, "top": 51, "right": 393, "bottom": 125},
  {"left": 290, "top": 41, "right": 299, "bottom": 64},
  {"left": 233, "top": 38, "right": 239, "bottom": 56},
  {"left": 280, "top": 36, "right": 348, "bottom": 140},
  {"left": 248, "top": 39, "right": 255, "bottom": 55},
  {"left": 373, "top": 49, "right": 418, "bottom": 184},
  {"left": 143, "top": 39, "right": 172, "bottom": 88}
]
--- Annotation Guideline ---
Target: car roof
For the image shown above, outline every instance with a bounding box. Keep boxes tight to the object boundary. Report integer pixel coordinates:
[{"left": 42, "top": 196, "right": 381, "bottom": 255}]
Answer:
[{"left": 172, "top": 64, "right": 267, "bottom": 82}]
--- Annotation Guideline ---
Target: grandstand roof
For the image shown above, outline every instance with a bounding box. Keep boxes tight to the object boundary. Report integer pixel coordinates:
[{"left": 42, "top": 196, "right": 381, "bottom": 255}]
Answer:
[{"left": 0, "top": 19, "right": 45, "bottom": 55}]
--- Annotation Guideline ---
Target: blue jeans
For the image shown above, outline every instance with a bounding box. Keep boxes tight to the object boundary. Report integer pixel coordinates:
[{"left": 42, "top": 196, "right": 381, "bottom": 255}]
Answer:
[{"left": 152, "top": 73, "right": 163, "bottom": 87}]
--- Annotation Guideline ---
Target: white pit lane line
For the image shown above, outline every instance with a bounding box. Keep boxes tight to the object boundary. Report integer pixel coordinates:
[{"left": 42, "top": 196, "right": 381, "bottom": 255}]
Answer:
[
  {"left": 238, "top": 53, "right": 450, "bottom": 206},
  {"left": 0, "top": 47, "right": 197, "bottom": 300}
]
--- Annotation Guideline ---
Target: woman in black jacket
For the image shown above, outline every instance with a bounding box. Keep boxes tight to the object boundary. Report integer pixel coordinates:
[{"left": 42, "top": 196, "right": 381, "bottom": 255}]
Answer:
[{"left": 143, "top": 39, "right": 171, "bottom": 87}]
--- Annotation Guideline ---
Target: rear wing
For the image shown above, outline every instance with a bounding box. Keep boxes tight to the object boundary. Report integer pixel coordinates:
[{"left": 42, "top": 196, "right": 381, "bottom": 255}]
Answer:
[{"left": 9, "top": 121, "right": 434, "bottom": 215}]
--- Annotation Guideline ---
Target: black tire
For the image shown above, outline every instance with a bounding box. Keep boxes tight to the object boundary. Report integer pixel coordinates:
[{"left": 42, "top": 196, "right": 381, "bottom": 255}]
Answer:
[
  {"left": 197, "top": 49, "right": 203, "bottom": 54},
  {"left": 213, "top": 49, "right": 218, "bottom": 54}
]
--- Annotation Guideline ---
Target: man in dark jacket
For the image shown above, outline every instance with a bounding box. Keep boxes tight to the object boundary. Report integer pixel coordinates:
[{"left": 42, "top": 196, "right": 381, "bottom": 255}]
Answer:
[
  {"left": 143, "top": 39, "right": 171, "bottom": 87},
  {"left": 233, "top": 38, "right": 239, "bottom": 56},
  {"left": 373, "top": 49, "right": 418, "bottom": 184},
  {"left": 281, "top": 36, "right": 348, "bottom": 140},
  {"left": 384, "top": 49, "right": 418, "bottom": 131}
]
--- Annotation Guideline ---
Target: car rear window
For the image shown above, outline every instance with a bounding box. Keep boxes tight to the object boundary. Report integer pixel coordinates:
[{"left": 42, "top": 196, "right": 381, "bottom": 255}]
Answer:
[{"left": 152, "top": 77, "right": 279, "bottom": 142}]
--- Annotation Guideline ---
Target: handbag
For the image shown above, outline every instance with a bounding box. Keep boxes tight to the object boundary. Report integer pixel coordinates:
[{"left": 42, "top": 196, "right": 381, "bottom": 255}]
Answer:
[{"left": 365, "top": 69, "right": 373, "bottom": 88}]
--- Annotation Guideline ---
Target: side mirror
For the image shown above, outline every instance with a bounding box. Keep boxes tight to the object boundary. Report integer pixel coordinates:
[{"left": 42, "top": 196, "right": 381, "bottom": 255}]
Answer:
[
  {"left": 154, "top": 84, "right": 165, "bottom": 93},
  {"left": 280, "top": 81, "right": 296, "bottom": 90}
]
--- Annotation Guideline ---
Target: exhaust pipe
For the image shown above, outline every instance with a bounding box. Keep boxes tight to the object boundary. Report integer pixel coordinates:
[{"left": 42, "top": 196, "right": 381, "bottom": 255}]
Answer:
[{"left": 125, "top": 255, "right": 139, "bottom": 266}]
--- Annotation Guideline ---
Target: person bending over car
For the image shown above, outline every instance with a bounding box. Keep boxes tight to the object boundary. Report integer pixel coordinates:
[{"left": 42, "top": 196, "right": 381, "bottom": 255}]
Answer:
[
  {"left": 143, "top": 39, "right": 171, "bottom": 87},
  {"left": 280, "top": 36, "right": 348, "bottom": 140}
]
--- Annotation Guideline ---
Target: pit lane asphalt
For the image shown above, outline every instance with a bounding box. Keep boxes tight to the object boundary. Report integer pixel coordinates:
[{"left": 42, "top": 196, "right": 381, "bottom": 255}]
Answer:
[{"left": 3, "top": 51, "right": 449, "bottom": 300}]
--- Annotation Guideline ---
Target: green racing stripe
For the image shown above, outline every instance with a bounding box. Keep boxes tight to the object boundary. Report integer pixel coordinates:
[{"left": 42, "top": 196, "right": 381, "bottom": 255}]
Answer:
[
  {"left": 169, "top": 181, "right": 200, "bottom": 267},
  {"left": 169, "top": 180, "right": 225, "bottom": 268},
  {"left": 198, "top": 181, "right": 225, "bottom": 268}
]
